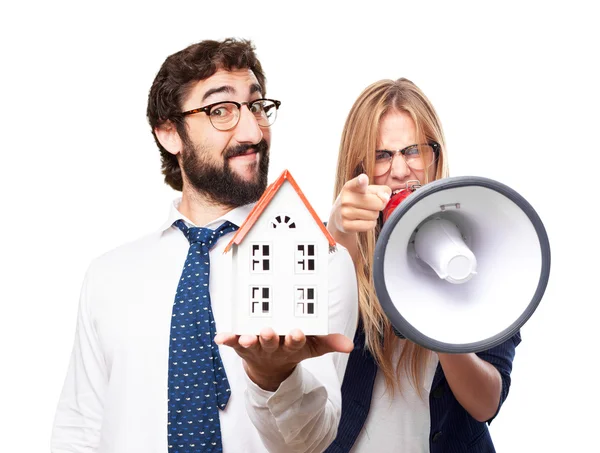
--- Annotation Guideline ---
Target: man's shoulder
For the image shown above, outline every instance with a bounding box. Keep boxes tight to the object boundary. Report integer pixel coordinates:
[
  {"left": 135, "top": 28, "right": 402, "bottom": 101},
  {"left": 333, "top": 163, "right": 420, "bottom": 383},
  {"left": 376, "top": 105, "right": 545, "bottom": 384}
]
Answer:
[{"left": 88, "top": 229, "right": 164, "bottom": 276}]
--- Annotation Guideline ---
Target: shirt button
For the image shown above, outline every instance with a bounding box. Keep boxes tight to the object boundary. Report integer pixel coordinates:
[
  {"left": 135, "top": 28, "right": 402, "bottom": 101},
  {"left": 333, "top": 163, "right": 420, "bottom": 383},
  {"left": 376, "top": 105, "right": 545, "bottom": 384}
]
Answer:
[
  {"left": 432, "top": 431, "right": 443, "bottom": 443},
  {"left": 432, "top": 386, "right": 445, "bottom": 399}
]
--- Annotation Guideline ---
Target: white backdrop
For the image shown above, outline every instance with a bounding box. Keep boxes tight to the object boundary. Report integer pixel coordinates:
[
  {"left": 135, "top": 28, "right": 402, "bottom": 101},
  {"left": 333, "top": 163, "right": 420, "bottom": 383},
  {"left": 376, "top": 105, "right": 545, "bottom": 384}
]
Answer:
[{"left": 1, "top": 1, "right": 598, "bottom": 451}]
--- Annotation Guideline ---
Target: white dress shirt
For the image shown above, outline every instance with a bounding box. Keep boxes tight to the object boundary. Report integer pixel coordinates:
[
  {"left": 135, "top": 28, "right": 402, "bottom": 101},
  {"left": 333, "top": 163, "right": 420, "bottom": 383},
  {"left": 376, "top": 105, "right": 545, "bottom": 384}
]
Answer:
[
  {"left": 51, "top": 199, "right": 358, "bottom": 453},
  {"left": 351, "top": 343, "right": 439, "bottom": 453}
]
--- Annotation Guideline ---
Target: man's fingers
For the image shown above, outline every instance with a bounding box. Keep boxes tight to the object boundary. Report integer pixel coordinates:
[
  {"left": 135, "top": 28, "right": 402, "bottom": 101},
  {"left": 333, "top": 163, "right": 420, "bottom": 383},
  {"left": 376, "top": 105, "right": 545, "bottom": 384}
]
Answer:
[
  {"left": 215, "top": 332, "right": 238, "bottom": 346},
  {"left": 258, "top": 327, "right": 280, "bottom": 352},
  {"left": 218, "top": 329, "right": 353, "bottom": 370},
  {"left": 238, "top": 334, "right": 259, "bottom": 350},
  {"left": 283, "top": 329, "right": 306, "bottom": 352},
  {"left": 313, "top": 333, "right": 354, "bottom": 355},
  {"left": 214, "top": 333, "right": 248, "bottom": 353}
]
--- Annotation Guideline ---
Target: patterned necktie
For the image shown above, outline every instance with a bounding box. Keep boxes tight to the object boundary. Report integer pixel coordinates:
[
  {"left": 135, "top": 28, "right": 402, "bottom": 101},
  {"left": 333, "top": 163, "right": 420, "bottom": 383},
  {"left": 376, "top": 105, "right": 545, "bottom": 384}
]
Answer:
[{"left": 168, "top": 219, "right": 238, "bottom": 453}]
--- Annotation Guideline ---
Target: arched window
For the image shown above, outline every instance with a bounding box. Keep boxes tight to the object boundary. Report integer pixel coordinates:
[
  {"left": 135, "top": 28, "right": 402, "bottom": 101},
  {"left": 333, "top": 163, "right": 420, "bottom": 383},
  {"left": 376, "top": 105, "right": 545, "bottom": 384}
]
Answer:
[{"left": 270, "top": 214, "right": 296, "bottom": 229}]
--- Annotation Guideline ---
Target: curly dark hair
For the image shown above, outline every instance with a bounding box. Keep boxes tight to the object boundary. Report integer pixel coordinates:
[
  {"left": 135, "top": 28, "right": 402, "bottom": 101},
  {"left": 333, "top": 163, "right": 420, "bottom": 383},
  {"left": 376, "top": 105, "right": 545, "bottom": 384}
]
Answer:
[{"left": 147, "top": 38, "right": 267, "bottom": 191}]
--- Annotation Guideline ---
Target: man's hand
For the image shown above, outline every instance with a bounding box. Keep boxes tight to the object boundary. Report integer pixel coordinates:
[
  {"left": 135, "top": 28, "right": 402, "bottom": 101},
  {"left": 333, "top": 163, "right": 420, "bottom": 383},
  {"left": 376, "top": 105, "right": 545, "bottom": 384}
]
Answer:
[
  {"left": 215, "top": 328, "right": 353, "bottom": 391},
  {"left": 330, "top": 173, "right": 391, "bottom": 234}
]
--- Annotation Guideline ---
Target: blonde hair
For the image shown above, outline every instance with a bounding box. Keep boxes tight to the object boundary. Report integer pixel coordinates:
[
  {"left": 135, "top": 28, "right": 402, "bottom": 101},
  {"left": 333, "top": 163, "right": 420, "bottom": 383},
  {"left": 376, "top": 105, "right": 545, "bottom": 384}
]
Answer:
[{"left": 334, "top": 78, "right": 450, "bottom": 395}]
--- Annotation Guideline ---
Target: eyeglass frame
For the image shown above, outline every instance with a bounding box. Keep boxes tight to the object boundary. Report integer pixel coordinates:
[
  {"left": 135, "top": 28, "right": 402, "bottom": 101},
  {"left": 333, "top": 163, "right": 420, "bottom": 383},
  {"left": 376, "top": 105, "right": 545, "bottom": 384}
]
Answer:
[
  {"left": 374, "top": 141, "right": 440, "bottom": 174},
  {"left": 179, "top": 98, "right": 282, "bottom": 131}
]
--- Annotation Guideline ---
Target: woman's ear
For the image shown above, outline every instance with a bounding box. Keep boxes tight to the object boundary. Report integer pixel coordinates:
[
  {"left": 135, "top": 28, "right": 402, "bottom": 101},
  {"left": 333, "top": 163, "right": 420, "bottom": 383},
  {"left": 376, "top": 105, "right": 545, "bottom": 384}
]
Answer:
[{"left": 155, "top": 121, "right": 183, "bottom": 156}]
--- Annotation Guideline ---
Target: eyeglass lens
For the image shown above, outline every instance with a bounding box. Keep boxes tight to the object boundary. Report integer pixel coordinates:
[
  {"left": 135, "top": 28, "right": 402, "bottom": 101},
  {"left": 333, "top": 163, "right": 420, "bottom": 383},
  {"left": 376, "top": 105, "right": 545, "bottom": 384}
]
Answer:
[
  {"left": 374, "top": 144, "right": 436, "bottom": 176},
  {"left": 209, "top": 100, "right": 278, "bottom": 130}
]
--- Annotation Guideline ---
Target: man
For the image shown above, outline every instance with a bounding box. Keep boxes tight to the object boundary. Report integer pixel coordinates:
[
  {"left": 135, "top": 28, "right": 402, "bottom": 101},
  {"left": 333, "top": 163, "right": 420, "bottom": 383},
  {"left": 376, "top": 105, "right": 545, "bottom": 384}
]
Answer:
[{"left": 51, "top": 39, "right": 358, "bottom": 453}]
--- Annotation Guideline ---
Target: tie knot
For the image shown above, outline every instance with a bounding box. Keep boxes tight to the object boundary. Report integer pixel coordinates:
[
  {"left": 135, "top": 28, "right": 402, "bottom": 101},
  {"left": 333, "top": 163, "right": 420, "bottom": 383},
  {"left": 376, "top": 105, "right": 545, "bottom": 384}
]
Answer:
[
  {"left": 186, "top": 227, "right": 216, "bottom": 245},
  {"left": 174, "top": 219, "right": 238, "bottom": 248}
]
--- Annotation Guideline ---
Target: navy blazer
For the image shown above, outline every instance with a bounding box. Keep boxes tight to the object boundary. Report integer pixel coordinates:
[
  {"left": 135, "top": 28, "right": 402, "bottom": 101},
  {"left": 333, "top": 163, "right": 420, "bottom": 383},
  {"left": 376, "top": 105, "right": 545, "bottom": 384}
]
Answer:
[{"left": 325, "top": 326, "right": 520, "bottom": 453}]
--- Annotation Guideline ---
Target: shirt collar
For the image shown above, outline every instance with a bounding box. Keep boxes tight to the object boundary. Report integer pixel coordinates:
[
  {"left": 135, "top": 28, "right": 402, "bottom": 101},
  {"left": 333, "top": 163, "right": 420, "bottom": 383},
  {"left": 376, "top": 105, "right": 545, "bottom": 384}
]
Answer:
[{"left": 160, "top": 197, "right": 254, "bottom": 232}]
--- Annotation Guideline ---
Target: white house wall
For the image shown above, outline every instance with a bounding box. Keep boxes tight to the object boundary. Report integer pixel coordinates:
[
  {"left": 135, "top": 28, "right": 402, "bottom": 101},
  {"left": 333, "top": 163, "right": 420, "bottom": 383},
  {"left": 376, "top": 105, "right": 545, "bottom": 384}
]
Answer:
[{"left": 232, "top": 182, "right": 330, "bottom": 335}]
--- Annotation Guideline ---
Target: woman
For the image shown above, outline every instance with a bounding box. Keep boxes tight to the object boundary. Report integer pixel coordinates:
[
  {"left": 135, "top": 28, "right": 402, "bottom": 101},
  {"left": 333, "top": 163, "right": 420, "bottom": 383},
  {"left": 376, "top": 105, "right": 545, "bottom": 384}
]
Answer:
[{"left": 325, "top": 79, "right": 519, "bottom": 453}]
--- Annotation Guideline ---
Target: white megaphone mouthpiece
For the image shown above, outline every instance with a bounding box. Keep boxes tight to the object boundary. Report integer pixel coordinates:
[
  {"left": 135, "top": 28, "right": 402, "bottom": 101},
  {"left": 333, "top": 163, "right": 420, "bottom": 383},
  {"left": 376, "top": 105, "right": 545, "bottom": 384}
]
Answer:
[{"left": 414, "top": 217, "right": 477, "bottom": 284}]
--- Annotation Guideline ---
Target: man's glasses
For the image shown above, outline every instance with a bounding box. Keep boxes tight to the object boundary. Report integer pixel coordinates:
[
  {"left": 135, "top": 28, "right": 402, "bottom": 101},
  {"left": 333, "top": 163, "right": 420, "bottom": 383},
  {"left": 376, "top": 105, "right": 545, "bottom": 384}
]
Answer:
[
  {"left": 374, "top": 141, "right": 440, "bottom": 177},
  {"left": 180, "top": 98, "right": 281, "bottom": 131}
]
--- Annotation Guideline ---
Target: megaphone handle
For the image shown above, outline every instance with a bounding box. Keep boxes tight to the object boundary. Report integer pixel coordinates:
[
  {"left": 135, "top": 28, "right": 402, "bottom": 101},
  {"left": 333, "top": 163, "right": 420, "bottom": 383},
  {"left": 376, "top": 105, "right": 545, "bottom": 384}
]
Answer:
[{"left": 392, "top": 325, "right": 406, "bottom": 339}]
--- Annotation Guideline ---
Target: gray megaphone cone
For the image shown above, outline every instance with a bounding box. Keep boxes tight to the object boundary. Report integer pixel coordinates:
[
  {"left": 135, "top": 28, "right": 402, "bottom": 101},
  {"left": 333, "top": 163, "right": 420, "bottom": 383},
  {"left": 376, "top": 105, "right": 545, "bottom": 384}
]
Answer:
[{"left": 373, "top": 176, "right": 551, "bottom": 353}]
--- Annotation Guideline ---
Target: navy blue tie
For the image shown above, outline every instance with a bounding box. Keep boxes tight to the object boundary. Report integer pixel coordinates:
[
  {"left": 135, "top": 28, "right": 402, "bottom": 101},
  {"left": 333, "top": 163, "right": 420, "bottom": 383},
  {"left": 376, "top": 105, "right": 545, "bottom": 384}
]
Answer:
[{"left": 168, "top": 219, "right": 238, "bottom": 453}]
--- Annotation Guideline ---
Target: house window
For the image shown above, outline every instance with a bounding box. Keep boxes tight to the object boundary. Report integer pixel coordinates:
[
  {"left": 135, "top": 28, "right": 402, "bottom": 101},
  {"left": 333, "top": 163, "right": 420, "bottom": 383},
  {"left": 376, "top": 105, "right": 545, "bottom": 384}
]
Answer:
[
  {"left": 250, "top": 286, "right": 271, "bottom": 317},
  {"left": 295, "top": 243, "right": 316, "bottom": 273},
  {"left": 295, "top": 286, "right": 317, "bottom": 317},
  {"left": 270, "top": 214, "right": 296, "bottom": 229},
  {"left": 250, "top": 243, "right": 271, "bottom": 272}
]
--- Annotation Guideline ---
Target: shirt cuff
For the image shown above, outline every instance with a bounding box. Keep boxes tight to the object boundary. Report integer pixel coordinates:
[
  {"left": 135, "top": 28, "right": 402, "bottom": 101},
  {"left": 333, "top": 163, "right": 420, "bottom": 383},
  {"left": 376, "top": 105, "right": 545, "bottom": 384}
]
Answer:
[{"left": 244, "top": 364, "right": 304, "bottom": 412}]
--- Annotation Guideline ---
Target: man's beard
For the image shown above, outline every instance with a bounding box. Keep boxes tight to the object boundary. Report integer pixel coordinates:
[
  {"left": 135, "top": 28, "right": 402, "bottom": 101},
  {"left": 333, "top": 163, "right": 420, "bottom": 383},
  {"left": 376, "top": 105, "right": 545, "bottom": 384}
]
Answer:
[{"left": 180, "top": 137, "right": 269, "bottom": 208}]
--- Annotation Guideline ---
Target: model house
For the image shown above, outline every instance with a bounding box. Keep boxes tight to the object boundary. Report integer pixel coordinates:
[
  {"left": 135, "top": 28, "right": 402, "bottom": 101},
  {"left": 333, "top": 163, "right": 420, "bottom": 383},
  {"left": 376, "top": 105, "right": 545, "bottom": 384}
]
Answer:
[{"left": 223, "top": 170, "right": 336, "bottom": 335}]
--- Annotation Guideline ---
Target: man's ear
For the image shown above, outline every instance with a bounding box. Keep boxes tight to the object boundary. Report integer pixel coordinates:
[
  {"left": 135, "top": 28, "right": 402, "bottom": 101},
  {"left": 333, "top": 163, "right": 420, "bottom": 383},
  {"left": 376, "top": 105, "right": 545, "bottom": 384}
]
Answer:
[{"left": 155, "top": 121, "right": 184, "bottom": 156}]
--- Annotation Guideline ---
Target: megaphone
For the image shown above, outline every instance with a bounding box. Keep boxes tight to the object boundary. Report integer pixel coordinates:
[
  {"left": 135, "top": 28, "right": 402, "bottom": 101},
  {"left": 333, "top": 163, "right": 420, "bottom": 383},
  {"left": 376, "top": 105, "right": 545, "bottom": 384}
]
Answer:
[{"left": 373, "top": 176, "right": 551, "bottom": 353}]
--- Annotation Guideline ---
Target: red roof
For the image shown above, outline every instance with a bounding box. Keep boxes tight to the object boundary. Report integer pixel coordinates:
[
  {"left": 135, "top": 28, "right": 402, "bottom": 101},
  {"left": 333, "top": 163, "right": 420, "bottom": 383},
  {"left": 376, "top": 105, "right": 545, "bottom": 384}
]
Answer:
[{"left": 224, "top": 169, "right": 336, "bottom": 252}]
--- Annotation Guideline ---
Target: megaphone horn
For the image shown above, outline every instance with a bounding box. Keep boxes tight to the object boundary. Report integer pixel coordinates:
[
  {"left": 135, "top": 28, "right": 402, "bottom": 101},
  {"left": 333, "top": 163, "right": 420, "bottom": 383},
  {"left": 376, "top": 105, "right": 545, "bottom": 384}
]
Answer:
[{"left": 373, "top": 176, "right": 551, "bottom": 353}]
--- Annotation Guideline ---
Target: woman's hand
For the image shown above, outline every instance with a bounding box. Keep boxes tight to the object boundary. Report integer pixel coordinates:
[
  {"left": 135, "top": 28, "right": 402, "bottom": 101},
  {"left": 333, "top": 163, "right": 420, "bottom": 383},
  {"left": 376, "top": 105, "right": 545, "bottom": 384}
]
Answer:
[
  {"left": 327, "top": 174, "right": 391, "bottom": 262},
  {"left": 330, "top": 174, "right": 391, "bottom": 234}
]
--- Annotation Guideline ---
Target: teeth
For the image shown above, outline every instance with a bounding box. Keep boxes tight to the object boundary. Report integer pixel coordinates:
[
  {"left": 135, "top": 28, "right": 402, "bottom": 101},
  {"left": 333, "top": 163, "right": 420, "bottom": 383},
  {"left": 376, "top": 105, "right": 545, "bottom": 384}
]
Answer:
[{"left": 229, "top": 150, "right": 257, "bottom": 158}]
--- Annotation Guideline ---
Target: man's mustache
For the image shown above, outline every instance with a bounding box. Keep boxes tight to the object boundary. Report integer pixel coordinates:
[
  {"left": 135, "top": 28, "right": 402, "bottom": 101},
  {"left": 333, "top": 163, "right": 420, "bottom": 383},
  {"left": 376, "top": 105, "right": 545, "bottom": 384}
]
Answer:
[{"left": 224, "top": 139, "right": 269, "bottom": 159}]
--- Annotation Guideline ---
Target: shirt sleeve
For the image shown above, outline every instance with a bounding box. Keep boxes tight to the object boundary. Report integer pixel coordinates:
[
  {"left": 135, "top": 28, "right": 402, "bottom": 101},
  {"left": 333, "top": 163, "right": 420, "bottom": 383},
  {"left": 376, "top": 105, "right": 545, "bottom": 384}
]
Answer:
[
  {"left": 476, "top": 331, "right": 521, "bottom": 424},
  {"left": 243, "top": 246, "right": 359, "bottom": 453},
  {"left": 51, "top": 264, "right": 107, "bottom": 453}
]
